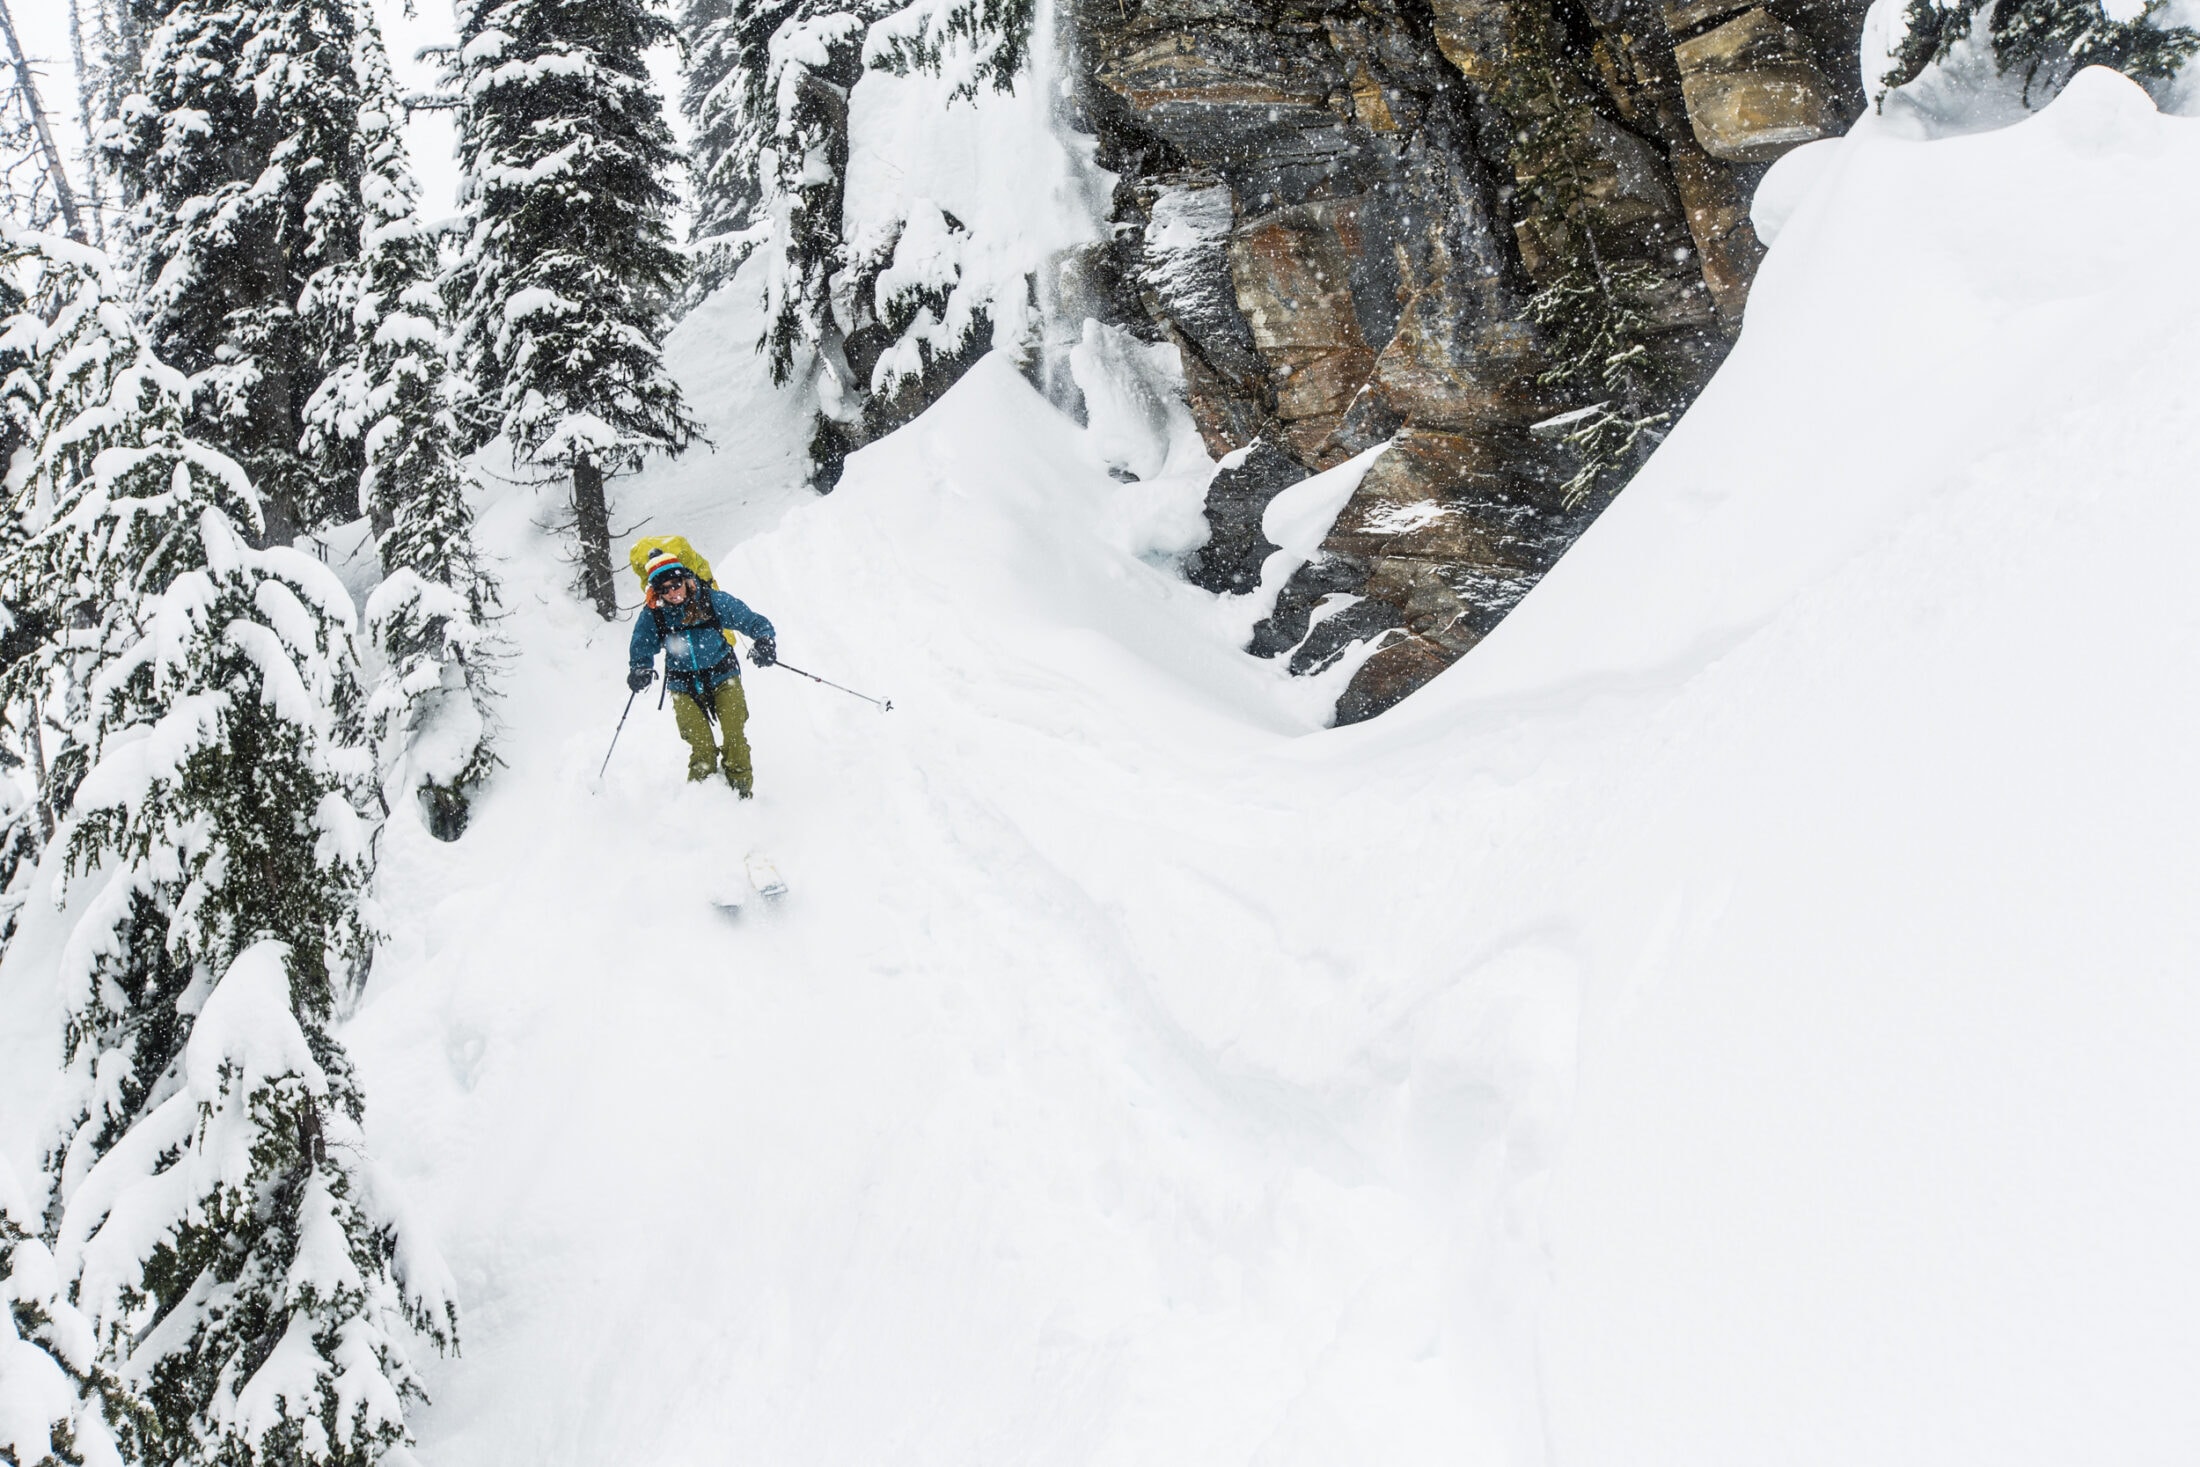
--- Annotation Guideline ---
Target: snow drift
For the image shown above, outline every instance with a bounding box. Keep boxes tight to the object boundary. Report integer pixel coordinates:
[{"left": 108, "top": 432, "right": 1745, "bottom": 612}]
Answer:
[{"left": 1517, "top": 68, "right": 2200, "bottom": 1465}]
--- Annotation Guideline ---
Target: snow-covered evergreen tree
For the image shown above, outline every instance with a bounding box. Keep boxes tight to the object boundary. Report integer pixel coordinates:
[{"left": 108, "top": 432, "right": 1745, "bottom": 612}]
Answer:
[
  {"left": 864, "top": 0, "right": 1031, "bottom": 98},
  {"left": 0, "top": 547, "right": 45, "bottom": 942},
  {"left": 0, "top": 233, "right": 131, "bottom": 932},
  {"left": 0, "top": 231, "right": 454, "bottom": 1467},
  {"left": 0, "top": 777, "right": 38, "bottom": 942},
  {"left": 676, "top": 0, "right": 1031, "bottom": 484},
  {"left": 2, "top": 1153, "right": 124, "bottom": 1467},
  {"left": 677, "top": 0, "right": 765, "bottom": 304},
  {"left": 1, "top": 260, "right": 29, "bottom": 461},
  {"left": 447, "top": 0, "right": 697, "bottom": 620},
  {"left": 678, "top": 0, "right": 875, "bottom": 331},
  {"left": 309, "top": 14, "right": 500, "bottom": 839},
  {"left": 1881, "top": 0, "right": 2197, "bottom": 99},
  {"left": 112, "top": 0, "right": 370, "bottom": 544}
]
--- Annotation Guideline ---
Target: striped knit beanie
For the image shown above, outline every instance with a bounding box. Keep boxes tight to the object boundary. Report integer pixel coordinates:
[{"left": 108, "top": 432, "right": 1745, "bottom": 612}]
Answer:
[{"left": 644, "top": 550, "right": 686, "bottom": 585}]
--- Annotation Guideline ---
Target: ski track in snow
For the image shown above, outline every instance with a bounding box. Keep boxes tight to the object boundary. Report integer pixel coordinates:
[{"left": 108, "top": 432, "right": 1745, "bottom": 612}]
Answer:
[{"left": 346, "top": 259, "right": 1559, "bottom": 1462}]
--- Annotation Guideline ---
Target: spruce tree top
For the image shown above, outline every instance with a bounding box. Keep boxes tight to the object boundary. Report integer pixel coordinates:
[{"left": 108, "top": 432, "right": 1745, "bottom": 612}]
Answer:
[
  {"left": 115, "top": 0, "right": 371, "bottom": 539},
  {"left": 451, "top": 0, "right": 698, "bottom": 471}
]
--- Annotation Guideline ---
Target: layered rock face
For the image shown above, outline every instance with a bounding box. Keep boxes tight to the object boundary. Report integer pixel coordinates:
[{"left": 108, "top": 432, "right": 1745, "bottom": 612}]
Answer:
[{"left": 1064, "top": 0, "right": 1867, "bottom": 720}]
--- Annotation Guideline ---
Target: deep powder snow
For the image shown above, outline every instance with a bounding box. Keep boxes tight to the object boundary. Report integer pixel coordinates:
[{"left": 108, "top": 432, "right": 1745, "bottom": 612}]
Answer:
[{"left": 6, "top": 63, "right": 2199, "bottom": 1467}]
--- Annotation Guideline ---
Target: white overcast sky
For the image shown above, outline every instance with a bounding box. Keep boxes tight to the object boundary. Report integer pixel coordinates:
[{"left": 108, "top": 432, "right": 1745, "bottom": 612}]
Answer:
[{"left": 9, "top": 0, "right": 690, "bottom": 231}]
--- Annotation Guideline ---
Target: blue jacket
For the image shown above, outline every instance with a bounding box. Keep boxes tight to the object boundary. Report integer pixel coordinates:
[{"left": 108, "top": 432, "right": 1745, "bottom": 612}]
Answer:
[{"left": 630, "top": 588, "right": 775, "bottom": 688}]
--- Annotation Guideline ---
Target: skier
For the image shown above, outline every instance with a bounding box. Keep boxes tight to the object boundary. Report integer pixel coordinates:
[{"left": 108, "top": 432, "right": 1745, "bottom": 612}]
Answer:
[{"left": 628, "top": 549, "right": 777, "bottom": 797}]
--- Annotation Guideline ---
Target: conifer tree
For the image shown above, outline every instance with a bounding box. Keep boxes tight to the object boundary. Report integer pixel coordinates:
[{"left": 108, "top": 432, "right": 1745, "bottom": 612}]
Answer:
[
  {"left": 0, "top": 232, "right": 454, "bottom": 1467},
  {"left": 0, "top": 256, "right": 49, "bottom": 944},
  {"left": 679, "top": 0, "right": 1033, "bottom": 321},
  {"left": 2, "top": 1153, "right": 124, "bottom": 1467},
  {"left": 1, "top": 258, "right": 29, "bottom": 455},
  {"left": 0, "top": 533, "right": 47, "bottom": 941},
  {"left": 679, "top": 0, "right": 876, "bottom": 343},
  {"left": 865, "top": 0, "right": 1032, "bottom": 97},
  {"left": 675, "top": 0, "right": 1030, "bottom": 482},
  {"left": 0, "top": 777, "right": 37, "bottom": 941},
  {"left": 676, "top": 0, "right": 766, "bottom": 305},
  {"left": 1882, "top": 0, "right": 2197, "bottom": 99},
  {"left": 309, "top": 15, "right": 500, "bottom": 838},
  {"left": 679, "top": 0, "right": 1032, "bottom": 303},
  {"left": 0, "top": 234, "right": 127, "bottom": 922},
  {"left": 112, "top": 0, "right": 370, "bottom": 544},
  {"left": 448, "top": 0, "right": 697, "bottom": 619}
]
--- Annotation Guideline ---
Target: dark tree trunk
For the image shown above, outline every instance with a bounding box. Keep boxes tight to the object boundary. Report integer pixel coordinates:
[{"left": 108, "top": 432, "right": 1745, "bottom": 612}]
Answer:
[
  {"left": 573, "top": 456, "right": 617, "bottom": 619},
  {"left": 240, "top": 196, "right": 305, "bottom": 546},
  {"left": 249, "top": 357, "right": 305, "bottom": 546}
]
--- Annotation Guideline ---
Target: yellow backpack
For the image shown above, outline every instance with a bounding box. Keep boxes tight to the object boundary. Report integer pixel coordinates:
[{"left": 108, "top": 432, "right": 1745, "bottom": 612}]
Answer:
[{"left": 629, "top": 535, "right": 741, "bottom": 650}]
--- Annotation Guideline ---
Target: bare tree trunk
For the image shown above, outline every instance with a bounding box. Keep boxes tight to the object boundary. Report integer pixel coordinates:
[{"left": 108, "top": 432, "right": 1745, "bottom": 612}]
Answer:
[
  {"left": 64, "top": 0, "right": 108, "bottom": 244},
  {"left": 0, "top": 0, "right": 88, "bottom": 242},
  {"left": 573, "top": 456, "right": 617, "bottom": 620}
]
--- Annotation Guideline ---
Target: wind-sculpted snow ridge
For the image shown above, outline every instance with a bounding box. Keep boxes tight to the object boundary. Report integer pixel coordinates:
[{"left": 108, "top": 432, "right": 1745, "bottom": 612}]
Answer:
[
  {"left": 305, "top": 68, "right": 2200, "bottom": 1467},
  {"left": 1472, "top": 68, "right": 2200, "bottom": 1465}
]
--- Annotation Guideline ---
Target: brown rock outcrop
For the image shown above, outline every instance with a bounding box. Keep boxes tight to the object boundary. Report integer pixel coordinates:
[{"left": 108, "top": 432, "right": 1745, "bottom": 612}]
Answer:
[
  {"left": 1668, "top": 138, "right": 1765, "bottom": 323},
  {"left": 1228, "top": 201, "right": 1382, "bottom": 468},
  {"left": 1673, "top": 6, "right": 1839, "bottom": 160},
  {"left": 1063, "top": 0, "right": 1869, "bottom": 722}
]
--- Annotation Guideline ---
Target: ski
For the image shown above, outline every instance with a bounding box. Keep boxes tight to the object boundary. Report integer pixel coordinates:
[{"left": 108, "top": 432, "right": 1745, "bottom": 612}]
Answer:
[{"left": 745, "top": 851, "right": 788, "bottom": 899}]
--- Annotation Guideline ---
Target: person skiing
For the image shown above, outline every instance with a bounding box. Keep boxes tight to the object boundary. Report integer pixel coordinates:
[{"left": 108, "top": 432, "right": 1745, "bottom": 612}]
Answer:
[{"left": 628, "top": 549, "right": 776, "bottom": 797}]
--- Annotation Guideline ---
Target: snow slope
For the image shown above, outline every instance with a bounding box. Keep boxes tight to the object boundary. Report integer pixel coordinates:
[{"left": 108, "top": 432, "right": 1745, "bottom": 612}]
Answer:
[
  {"left": 346, "top": 334, "right": 1556, "bottom": 1464},
  {"left": 1519, "top": 70, "right": 2200, "bottom": 1464},
  {"left": 8, "top": 62, "right": 2198, "bottom": 1467},
  {"left": 348, "top": 66, "right": 2200, "bottom": 1466}
]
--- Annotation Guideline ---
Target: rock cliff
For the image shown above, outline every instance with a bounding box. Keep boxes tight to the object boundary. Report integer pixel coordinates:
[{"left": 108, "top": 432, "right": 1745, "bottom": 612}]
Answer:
[{"left": 1063, "top": 0, "right": 1870, "bottom": 720}]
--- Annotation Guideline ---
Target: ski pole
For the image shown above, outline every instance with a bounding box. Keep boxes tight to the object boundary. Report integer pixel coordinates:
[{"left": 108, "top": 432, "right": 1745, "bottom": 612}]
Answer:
[
  {"left": 598, "top": 684, "right": 644, "bottom": 781},
  {"left": 773, "top": 660, "right": 893, "bottom": 712}
]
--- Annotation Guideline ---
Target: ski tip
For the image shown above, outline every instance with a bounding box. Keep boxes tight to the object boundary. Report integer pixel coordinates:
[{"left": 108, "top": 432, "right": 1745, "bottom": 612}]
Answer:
[{"left": 744, "top": 851, "right": 789, "bottom": 900}]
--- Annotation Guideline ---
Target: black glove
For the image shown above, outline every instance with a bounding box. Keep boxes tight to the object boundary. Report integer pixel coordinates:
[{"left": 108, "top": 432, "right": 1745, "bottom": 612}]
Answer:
[
  {"left": 627, "top": 666, "right": 654, "bottom": 692},
  {"left": 750, "top": 635, "right": 777, "bottom": 668}
]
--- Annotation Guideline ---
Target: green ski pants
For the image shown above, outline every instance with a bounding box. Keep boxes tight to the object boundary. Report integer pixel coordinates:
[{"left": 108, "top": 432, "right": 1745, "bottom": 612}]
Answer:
[{"left": 672, "top": 676, "right": 753, "bottom": 795}]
